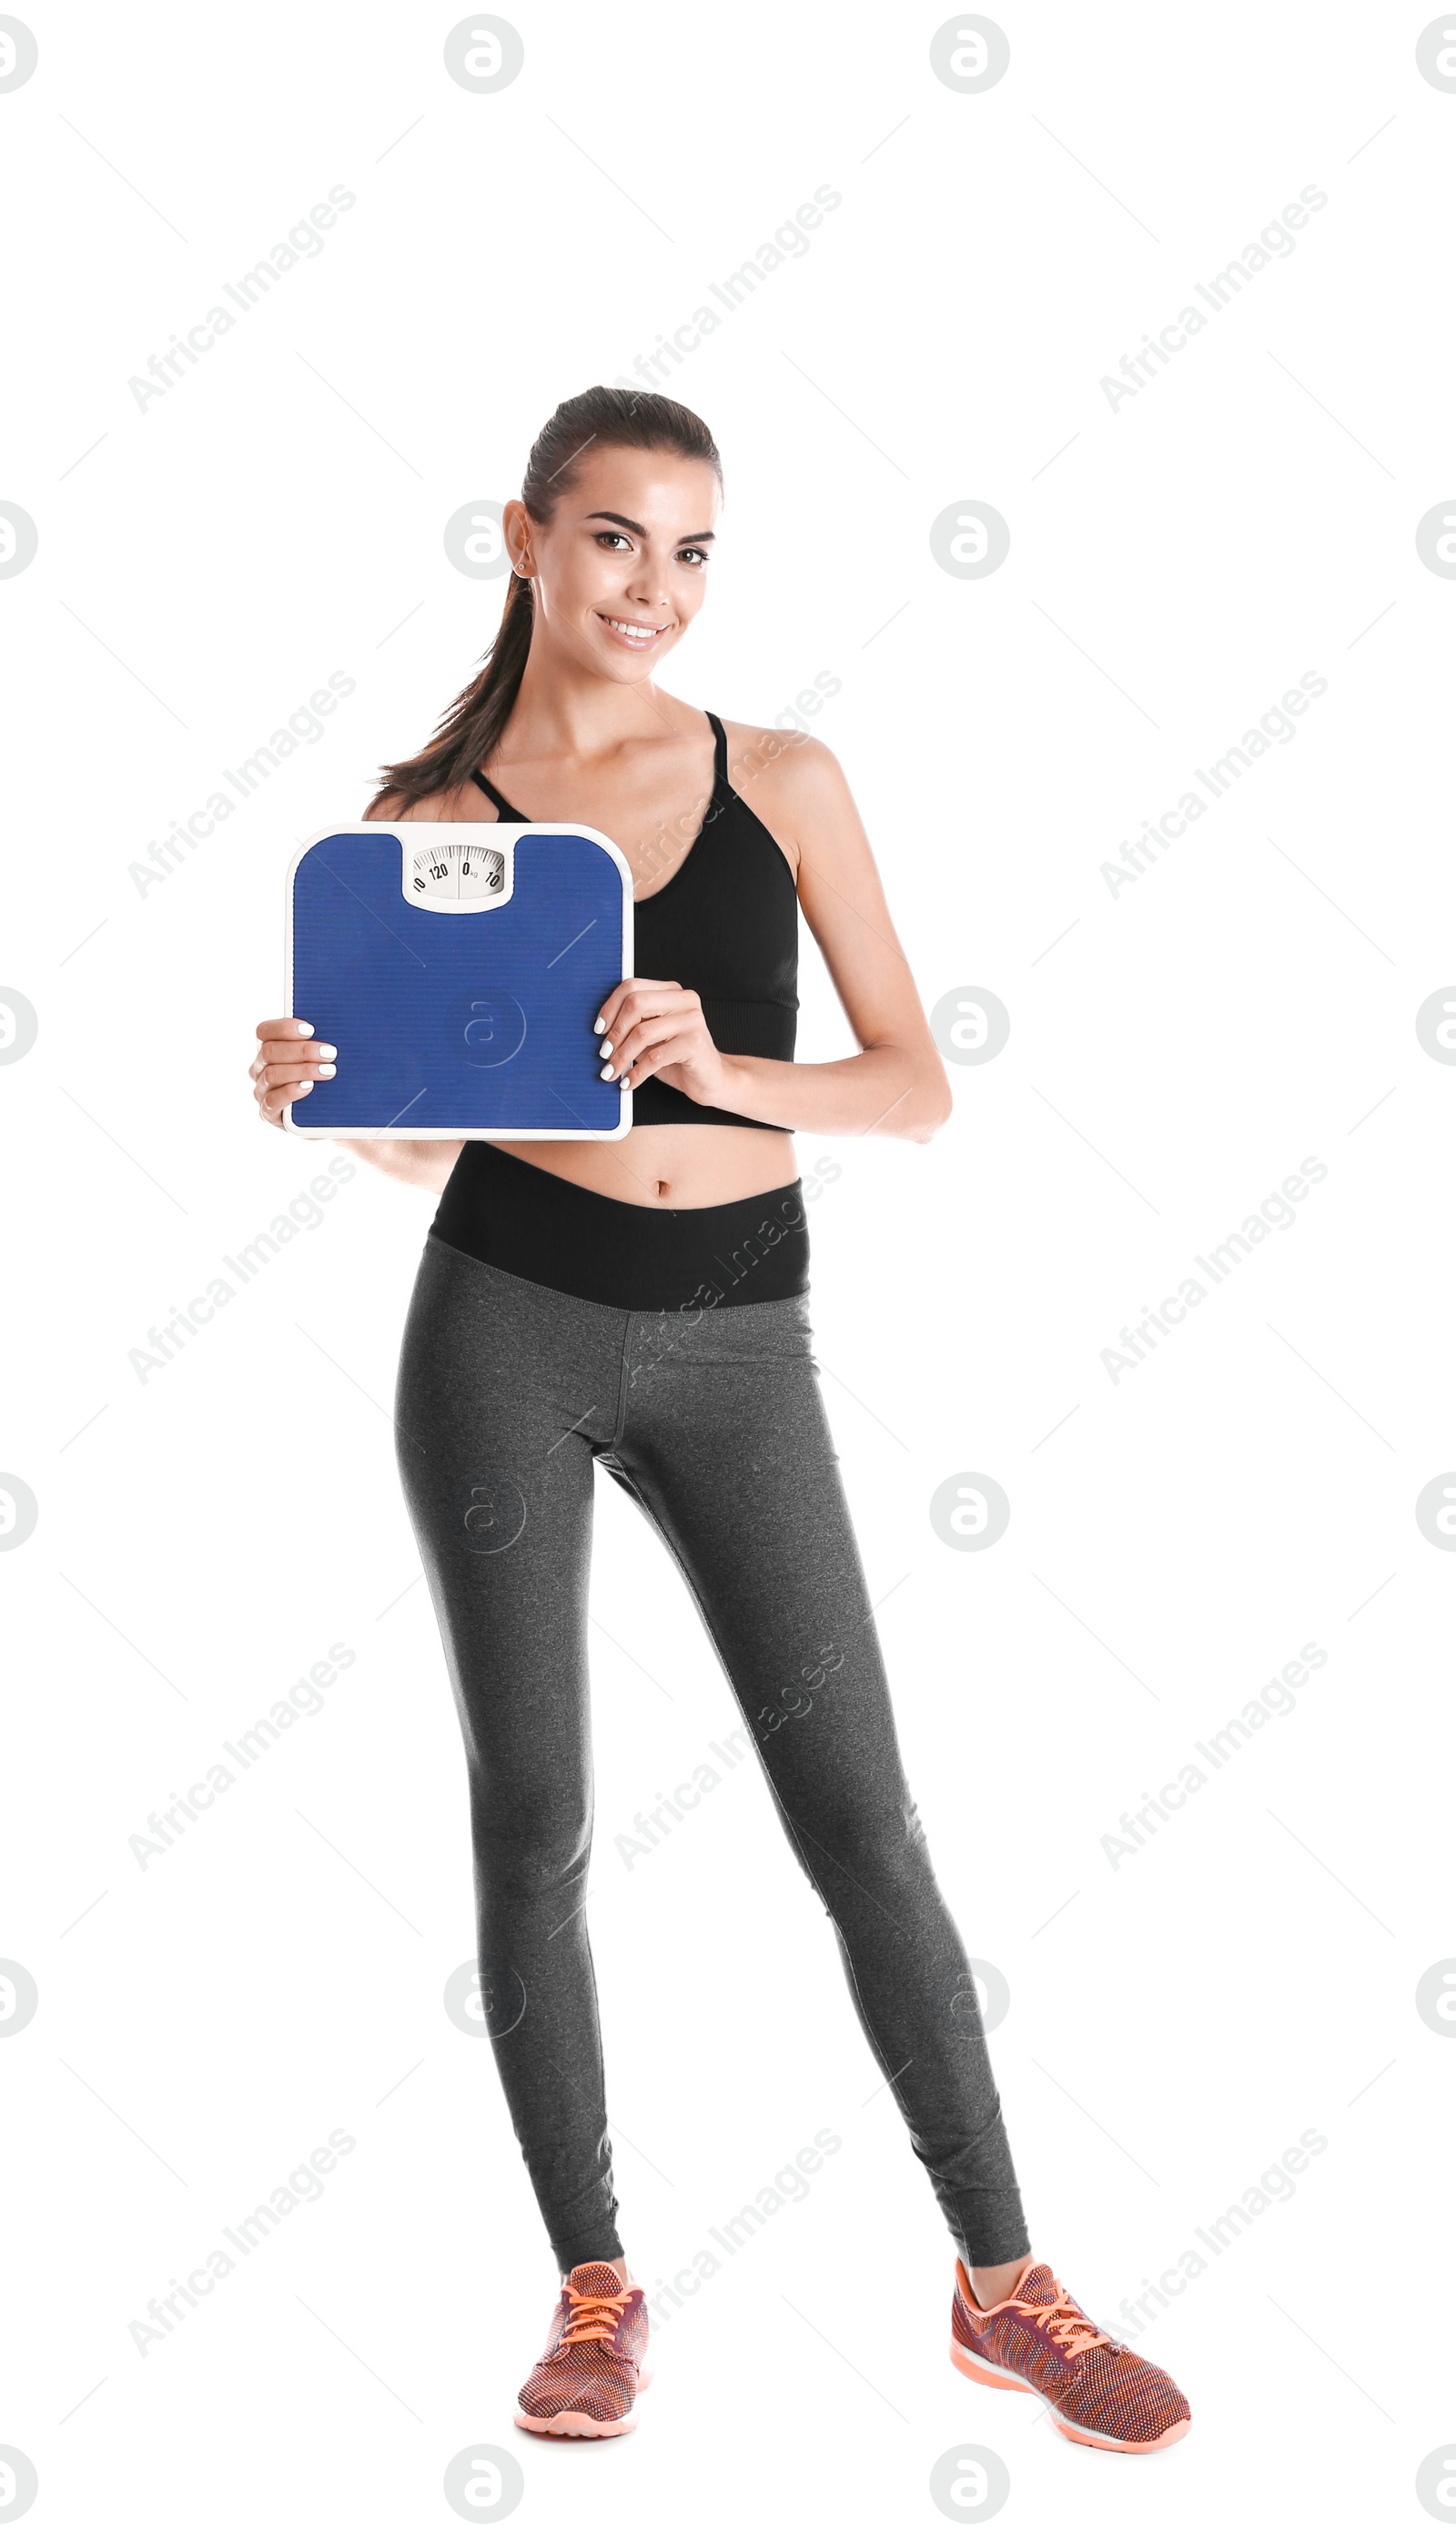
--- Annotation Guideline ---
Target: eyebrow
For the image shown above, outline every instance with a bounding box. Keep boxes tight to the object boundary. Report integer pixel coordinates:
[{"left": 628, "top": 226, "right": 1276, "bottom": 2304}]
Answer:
[{"left": 583, "top": 510, "right": 716, "bottom": 542}]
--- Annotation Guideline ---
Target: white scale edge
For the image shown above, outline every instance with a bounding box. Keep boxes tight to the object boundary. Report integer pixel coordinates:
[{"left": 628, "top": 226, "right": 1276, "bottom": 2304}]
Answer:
[{"left": 281, "top": 822, "right": 635, "bottom": 1140}]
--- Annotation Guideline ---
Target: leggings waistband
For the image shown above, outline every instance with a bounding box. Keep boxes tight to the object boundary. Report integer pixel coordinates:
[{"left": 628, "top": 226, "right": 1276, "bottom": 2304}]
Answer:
[{"left": 430, "top": 1138, "right": 811, "bottom": 1311}]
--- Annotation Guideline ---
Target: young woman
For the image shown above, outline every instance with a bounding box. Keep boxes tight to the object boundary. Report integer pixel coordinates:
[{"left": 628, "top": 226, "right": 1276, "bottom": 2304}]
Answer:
[{"left": 250, "top": 389, "right": 1190, "bottom": 2454}]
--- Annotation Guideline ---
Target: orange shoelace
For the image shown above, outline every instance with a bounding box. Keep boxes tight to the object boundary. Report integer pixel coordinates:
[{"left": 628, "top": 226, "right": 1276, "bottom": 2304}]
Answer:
[
  {"left": 1008, "top": 2279, "right": 1110, "bottom": 2359},
  {"left": 560, "top": 2284, "right": 631, "bottom": 2348}
]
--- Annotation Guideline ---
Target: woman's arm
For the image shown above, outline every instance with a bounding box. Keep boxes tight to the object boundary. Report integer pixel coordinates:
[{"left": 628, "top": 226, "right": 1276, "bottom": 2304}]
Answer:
[
  {"left": 249, "top": 1021, "right": 465, "bottom": 1188},
  {"left": 753, "top": 732, "right": 953, "bottom": 1138},
  {"left": 333, "top": 1137, "right": 464, "bottom": 1191},
  {"left": 604, "top": 731, "right": 955, "bottom": 1142},
  {"left": 716, "top": 1046, "right": 947, "bottom": 1143}
]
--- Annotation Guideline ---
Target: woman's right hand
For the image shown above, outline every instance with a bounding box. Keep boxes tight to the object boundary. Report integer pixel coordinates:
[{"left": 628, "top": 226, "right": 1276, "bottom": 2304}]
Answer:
[{"left": 251, "top": 1017, "right": 338, "bottom": 1128}]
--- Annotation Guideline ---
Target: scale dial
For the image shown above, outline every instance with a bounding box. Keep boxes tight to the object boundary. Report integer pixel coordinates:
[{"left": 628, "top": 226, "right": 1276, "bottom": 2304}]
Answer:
[{"left": 407, "top": 836, "right": 506, "bottom": 906}]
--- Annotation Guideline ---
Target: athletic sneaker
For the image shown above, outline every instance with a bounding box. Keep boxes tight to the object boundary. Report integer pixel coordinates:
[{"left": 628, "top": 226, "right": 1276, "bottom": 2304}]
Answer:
[
  {"left": 514, "top": 2261, "right": 652, "bottom": 2439},
  {"left": 950, "top": 2258, "right": 1190, "bottom": 2452}
]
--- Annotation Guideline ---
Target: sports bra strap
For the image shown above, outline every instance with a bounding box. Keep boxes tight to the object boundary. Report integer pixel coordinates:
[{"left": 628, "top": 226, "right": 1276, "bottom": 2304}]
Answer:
[
  {"left": 470, "top": 766, "right": 524, "bottom": 819},
  {"left": 705, "top": 710, "right": 731, "bottom": 803}
]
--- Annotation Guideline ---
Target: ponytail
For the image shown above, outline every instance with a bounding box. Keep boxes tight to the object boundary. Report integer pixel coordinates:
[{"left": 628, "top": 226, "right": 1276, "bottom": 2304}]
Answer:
[{"left": 371, "top": 570, "right": 535, "bottom": 810}]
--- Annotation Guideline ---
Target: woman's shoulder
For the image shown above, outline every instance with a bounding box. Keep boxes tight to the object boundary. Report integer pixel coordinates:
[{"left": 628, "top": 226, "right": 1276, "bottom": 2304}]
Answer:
[{"left": 716, "top": 714, "right": 851, "bottom": 837}]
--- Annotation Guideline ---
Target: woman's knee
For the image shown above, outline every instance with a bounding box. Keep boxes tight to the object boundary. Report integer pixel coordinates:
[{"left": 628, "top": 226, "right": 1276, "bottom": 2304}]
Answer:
[
  {"left": 798, "top": 1796, "right": 932, "bottom": 1894},
  {"left": 470, "top": 1786, "right": 592, "bottom": 1900}
]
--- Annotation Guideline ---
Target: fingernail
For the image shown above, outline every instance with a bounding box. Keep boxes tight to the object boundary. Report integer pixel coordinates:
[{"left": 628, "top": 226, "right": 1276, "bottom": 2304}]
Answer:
[
  {"left": 318, "top": 1044, "right": 337, "bottom": 1058},
  {"left": 318, "top": 1064, "right": 336, "bottom": 1078},
  {"left": 621, "top": 1074, "right": 632, "bottom": 1089},
  {"left": 295, "top": 1022, "right": 313, "bottom": 1036},
  {"left": 592, "top": 1015, "right": 605, "bottom": 1032},
  {"left": 296, "top": 1080, "right": 313, "bottom": 1094},
  {"left": 599, "top": 1039, "right": 612, "bottom": 1057},
  {"left": 600, "top": 1063, "right": 614, "bottom": 1080}
]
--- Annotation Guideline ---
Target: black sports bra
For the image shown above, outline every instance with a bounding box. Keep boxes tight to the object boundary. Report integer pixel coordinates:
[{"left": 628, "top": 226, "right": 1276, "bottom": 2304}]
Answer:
[{"left": 470, "top": 710, "right": 798, "bottom": 1129}]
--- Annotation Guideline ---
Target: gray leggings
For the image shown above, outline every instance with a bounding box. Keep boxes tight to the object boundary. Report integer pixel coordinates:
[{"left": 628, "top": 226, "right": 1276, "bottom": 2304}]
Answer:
[{"left": 394, "top": 1232, "right": 1030, "bottom": 2272}]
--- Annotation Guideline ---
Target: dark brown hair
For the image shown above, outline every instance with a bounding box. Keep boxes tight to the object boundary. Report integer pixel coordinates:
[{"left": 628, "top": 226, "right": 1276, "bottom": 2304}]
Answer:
[{"left": 369, "top": 386, "right": 722, "bottom": 811}]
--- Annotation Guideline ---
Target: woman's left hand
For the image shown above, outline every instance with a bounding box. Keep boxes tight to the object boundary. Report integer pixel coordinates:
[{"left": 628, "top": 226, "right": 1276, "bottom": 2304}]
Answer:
[{"left": 593, "top": 977, "right": 735, "bottom": 1110}]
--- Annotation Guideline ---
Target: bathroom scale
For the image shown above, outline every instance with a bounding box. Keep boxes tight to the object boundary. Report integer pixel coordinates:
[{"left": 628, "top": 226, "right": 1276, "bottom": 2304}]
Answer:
[{"left": 283, "top": 823, "right": 633, "bottom": 1138}]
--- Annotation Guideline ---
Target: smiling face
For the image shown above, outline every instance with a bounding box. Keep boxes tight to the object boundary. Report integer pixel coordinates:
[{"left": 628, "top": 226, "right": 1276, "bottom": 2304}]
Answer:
[{"left": 503, "top": 444, "right": 722, "bottom": 684}]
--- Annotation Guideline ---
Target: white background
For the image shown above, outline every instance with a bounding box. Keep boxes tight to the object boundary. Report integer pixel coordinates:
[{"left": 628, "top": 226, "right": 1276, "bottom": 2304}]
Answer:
[{"left": 3, "top": 2, "right": 1454, "bottom": 2532}]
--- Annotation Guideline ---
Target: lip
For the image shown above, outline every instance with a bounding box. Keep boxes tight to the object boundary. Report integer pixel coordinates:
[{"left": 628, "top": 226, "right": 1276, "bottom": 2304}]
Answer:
[{"left": 596, "top": 612, "right": 669, "bottom": 649}]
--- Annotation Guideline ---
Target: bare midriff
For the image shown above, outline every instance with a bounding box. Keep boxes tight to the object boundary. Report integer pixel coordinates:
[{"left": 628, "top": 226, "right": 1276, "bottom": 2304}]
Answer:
[{"left": 485, "top": 1122, "right": 797, "bottom": 1209}]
